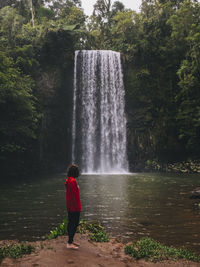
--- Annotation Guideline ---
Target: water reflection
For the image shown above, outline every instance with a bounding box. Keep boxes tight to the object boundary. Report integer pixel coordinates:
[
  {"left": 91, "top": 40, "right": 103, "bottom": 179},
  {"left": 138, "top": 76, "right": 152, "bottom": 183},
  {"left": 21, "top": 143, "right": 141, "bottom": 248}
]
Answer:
[
  {"left": 79, "top": 173, "right": 200, "bottom": 252},
  {"left": 0, "top": 173, "right": 200, "bottom": 253}
]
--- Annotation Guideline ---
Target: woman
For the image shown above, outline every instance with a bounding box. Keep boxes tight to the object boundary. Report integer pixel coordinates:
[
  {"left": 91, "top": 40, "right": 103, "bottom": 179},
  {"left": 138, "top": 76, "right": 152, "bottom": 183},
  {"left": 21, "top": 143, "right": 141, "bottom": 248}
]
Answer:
[{"left": 65, "top": 164, "right": 81, "bottom": 249}]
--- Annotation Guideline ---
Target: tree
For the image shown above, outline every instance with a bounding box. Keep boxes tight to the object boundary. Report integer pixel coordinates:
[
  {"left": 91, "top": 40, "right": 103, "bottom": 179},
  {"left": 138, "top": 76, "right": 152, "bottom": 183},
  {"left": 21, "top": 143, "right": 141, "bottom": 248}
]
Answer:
[
  {"left": 112, "top": 1, "right": 125, "bottom": 15},
  {"left": 30, "top": 0, "right": 35, "bottom": 26},
  {"left": 88, "top": 0, "right": 125, "bottom": 49},
  {"left": 119, "top": 0, "right": 184, "bottom": 163},
  {"left": 0, "top": 6, "right": 24, "bottom": 47},
  {"left": 0, "top": 52, "right": 39, "bottom": 175},
  {"left": 0, "top": 0, "right": 16, "bottom": 9},
  {"left": 169, "top": 0, "right": 200, "bottom": 156},
  {"left": 46, "top": 0, "right": 81, "bottom": 16},
  {"left": 60, "top": 5, "right": 86, "bottom": 26},
  {"left": 111, "top": 10, "right": 137, "bottom": 55}
]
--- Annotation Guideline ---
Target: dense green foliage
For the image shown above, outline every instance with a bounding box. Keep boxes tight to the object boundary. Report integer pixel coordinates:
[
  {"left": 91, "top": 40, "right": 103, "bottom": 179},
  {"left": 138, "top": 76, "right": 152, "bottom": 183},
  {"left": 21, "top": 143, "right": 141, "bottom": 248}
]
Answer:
[
  {"left": 125, "top": 237, "right": 200, "bottom": 262},
  {"left": 0, "top": 0, "right": 82, "bottom": 176},
  {"left": 47, "top": 219, "right": 109, "bottom": 242},
  {"left": 124, "top": 0, "right": 200, "bottom": 168},
  {"left": 0, "top": 243, "right": 34, "bottom": 263},
  {"left": 0, "top": 0, "right": 199, "bottom": 176}
]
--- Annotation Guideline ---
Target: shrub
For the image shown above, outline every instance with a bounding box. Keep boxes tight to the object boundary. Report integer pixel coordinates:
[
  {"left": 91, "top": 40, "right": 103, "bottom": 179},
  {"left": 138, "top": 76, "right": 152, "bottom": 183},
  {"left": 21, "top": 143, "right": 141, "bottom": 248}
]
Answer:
[
  {"left": 47, "top": 219, "right": 109, "bottom": 242},
  {"left": 47, "top": 219, "right": 68, "bottom": 239},
  {"left": 125, "top": 237, "right": 200, "bottom": 262},
  {"left": 0, "top": 243, "right": 34, "bottom": 263}
]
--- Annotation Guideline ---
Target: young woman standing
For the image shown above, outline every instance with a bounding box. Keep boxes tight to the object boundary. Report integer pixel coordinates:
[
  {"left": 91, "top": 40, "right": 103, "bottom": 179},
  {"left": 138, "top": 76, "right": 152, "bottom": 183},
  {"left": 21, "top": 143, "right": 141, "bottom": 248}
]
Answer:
[{"left": 65, "top": 164, "right": 81, "bottom": 249}]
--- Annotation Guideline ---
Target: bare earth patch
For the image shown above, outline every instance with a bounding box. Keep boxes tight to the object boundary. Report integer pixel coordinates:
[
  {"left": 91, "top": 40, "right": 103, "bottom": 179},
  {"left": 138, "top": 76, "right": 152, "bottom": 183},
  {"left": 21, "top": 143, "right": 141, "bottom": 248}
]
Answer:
[{"left": 1, "top": 234, "right": 200, "bottom": 267}]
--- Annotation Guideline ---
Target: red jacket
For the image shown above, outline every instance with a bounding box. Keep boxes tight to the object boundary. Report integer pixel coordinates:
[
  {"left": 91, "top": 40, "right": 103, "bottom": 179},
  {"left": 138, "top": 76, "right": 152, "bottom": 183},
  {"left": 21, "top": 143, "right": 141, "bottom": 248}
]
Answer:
[{"left": 65, "top": 176, "right": 81, "bottom": 212}]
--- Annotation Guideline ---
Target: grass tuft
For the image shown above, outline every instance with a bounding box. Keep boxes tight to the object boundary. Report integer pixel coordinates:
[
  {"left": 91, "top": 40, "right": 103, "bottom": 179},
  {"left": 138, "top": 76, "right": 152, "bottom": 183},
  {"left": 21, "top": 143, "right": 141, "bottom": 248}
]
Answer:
[
  {"left": 0, "top": 243, "right": 34, "bottom": 263},
  {"left": 78, "top": 220, "right": 109, "bottom": 242},
  {"left": 125, "top": 237, "right": 200, "bottom": 262}
]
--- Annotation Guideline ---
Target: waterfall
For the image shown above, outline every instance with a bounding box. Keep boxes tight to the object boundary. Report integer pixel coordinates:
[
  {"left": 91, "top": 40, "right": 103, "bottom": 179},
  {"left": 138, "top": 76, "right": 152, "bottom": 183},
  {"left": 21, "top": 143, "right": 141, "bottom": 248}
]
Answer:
[{"left": 72, "top": 50, "right": 128, "bottom": 173}]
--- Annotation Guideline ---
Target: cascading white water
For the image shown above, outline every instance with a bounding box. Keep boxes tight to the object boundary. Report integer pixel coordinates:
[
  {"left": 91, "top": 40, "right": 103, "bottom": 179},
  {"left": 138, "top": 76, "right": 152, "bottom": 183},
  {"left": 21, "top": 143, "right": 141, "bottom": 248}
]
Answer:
[{"left": 72, "top": 50, "right": 128, "bottom": 173}]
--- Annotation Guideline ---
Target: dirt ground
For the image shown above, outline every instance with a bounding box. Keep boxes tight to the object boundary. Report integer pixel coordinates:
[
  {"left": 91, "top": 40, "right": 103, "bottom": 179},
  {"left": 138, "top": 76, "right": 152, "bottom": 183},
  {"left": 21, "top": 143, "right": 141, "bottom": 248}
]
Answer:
[{"left": 1, "top": 234, "right": 200, "bottom": 267}]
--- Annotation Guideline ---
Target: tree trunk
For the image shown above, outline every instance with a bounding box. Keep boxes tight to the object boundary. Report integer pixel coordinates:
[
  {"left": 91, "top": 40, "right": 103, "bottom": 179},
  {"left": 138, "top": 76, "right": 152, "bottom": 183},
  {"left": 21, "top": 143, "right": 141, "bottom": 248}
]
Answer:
[{"left": 30, "top": 0, "right": 35, "bottom": 27}]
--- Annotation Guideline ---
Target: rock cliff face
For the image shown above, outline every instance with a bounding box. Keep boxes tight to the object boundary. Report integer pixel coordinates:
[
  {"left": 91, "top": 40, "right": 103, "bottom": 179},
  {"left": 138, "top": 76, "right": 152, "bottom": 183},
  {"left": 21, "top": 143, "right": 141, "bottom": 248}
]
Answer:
[
  {"left": 36, "top": 29, "right": 75, "bottom": 172},
  {"left": 37, "top": 65, "right": 74, "bottom": 172}
]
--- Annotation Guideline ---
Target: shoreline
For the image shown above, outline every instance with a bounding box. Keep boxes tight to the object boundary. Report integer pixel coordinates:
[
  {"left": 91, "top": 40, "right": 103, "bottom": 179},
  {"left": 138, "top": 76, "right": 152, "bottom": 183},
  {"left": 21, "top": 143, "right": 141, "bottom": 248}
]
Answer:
[
  {"left": 130, "top": 160, "right": 200, "bottom": 174},
  {"left": 1, "top": 234, "right": 200, "bottom": 267}
]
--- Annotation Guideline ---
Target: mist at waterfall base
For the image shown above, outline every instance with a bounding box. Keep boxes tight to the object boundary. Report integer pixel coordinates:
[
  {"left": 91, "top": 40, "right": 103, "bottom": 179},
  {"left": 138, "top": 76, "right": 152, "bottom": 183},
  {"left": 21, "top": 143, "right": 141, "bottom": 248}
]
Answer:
[{"left": 72, "top": 50, "right": 129, "bottom": 174}]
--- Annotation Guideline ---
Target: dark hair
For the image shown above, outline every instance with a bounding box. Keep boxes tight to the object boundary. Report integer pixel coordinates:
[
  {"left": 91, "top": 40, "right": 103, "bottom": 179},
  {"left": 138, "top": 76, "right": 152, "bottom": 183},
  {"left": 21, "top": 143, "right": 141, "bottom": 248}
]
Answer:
[{"left": 67, "top": 163, "right": 80, "bottom": 178}]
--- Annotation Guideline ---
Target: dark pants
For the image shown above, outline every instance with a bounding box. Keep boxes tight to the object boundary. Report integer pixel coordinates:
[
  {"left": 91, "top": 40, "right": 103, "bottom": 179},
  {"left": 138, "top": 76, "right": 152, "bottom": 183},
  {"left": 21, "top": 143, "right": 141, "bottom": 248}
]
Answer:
[{"left": 67, "top": 211, "right": 80, "bottom": 244}]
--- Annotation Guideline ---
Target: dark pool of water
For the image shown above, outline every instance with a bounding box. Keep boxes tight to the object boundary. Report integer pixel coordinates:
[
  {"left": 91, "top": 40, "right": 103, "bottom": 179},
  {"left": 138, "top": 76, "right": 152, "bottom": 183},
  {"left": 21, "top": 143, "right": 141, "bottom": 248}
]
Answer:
[{"left": 0, "top": 173, "right": 200, "bottom": 253}]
